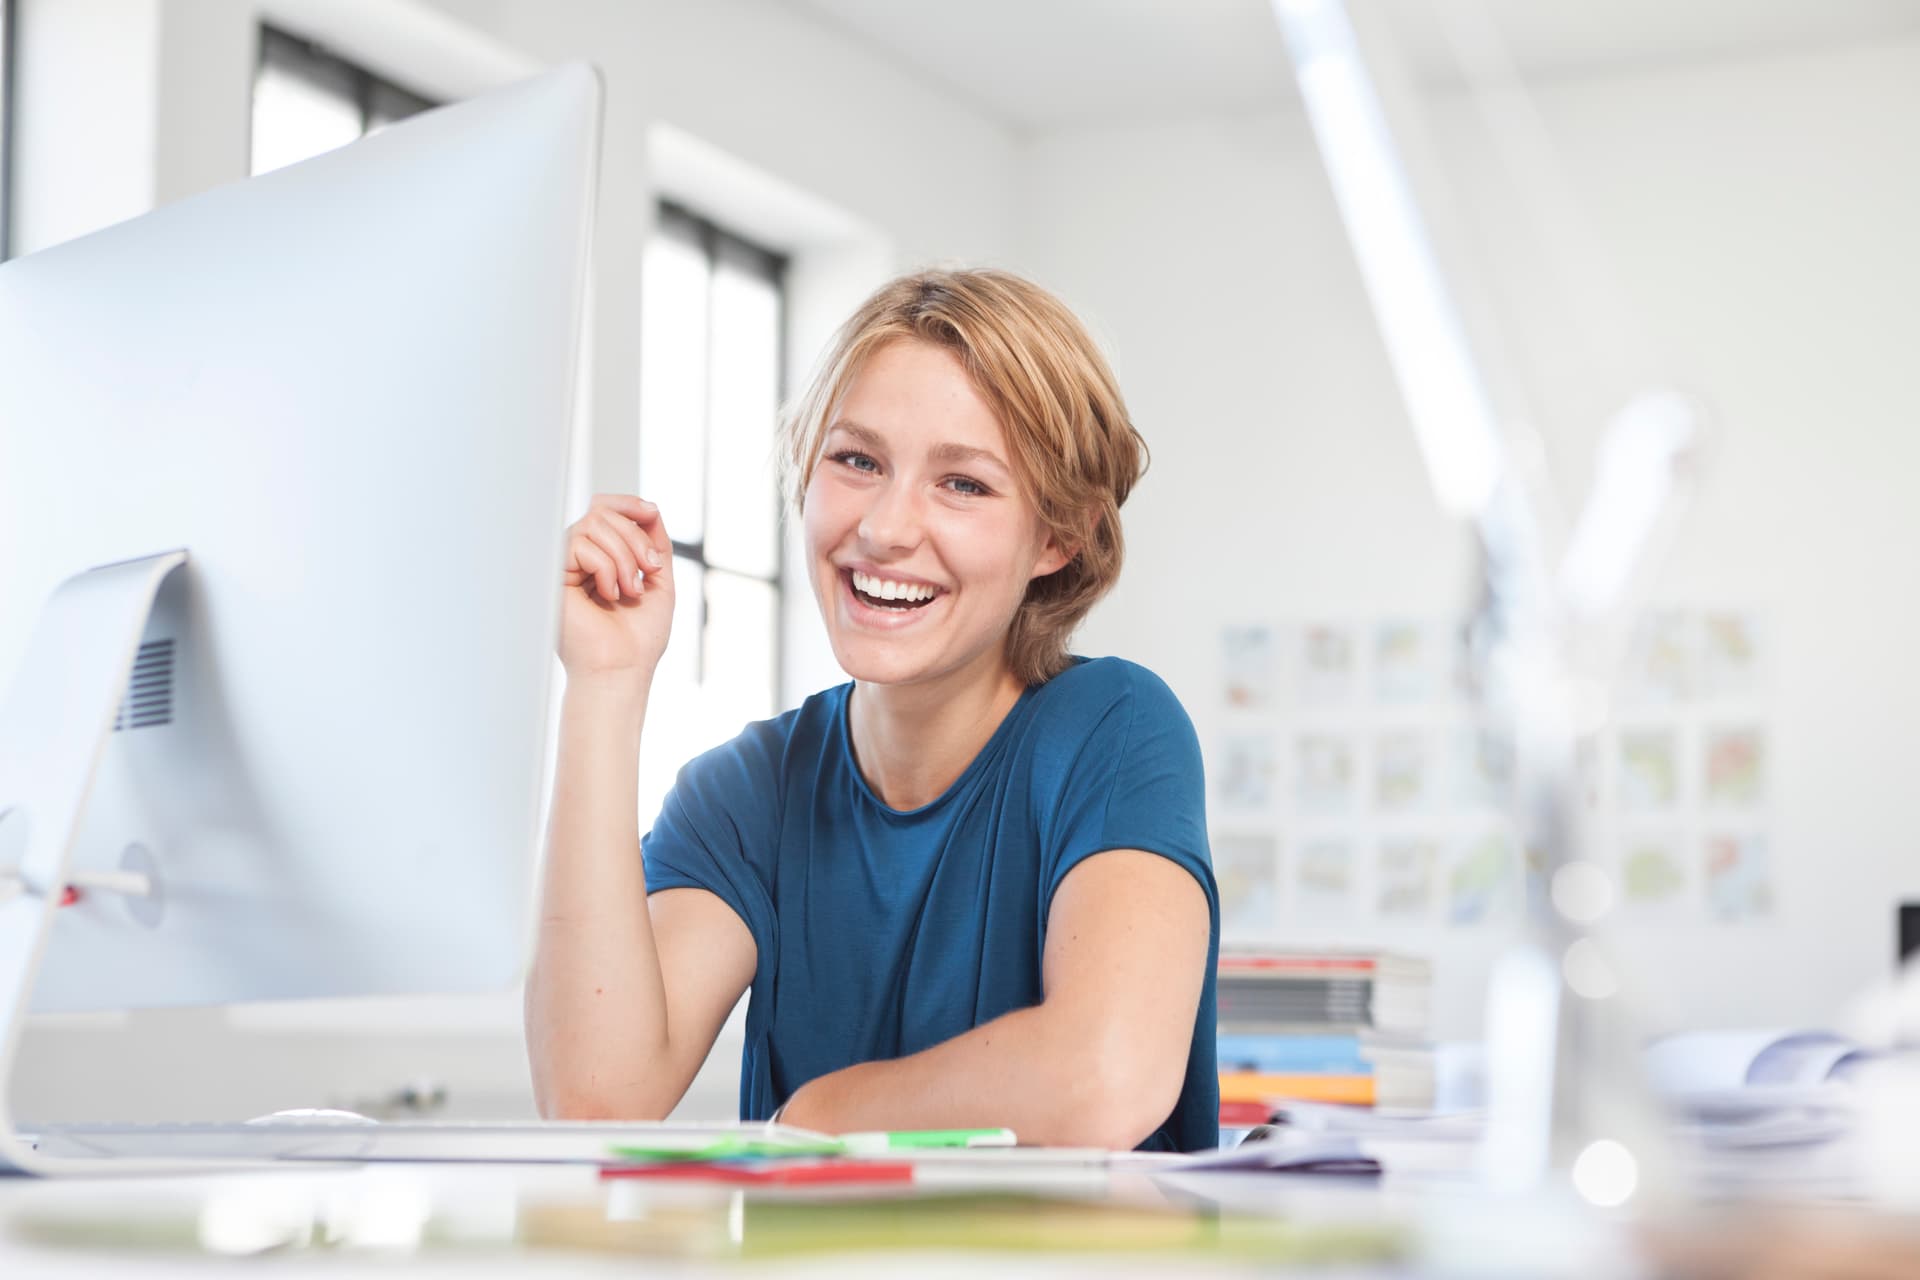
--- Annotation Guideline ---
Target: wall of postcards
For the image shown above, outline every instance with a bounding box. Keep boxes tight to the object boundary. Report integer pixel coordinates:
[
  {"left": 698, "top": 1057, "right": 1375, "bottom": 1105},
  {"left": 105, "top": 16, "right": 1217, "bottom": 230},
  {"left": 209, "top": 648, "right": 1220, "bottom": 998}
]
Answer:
[{"left": 1208, "top": 610, "right": 1771, "bottom": 939}]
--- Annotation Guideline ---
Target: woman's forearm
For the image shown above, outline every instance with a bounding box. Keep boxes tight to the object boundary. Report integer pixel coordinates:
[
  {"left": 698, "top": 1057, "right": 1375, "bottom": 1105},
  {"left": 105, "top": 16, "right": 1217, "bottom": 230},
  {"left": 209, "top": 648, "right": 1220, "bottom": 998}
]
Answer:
[
  {"left": 777, "top": 1003, "right": 1168, "bottom": 1149},
  {"left": 524, "top": 675, "right": 677, "bottom": 1118}
]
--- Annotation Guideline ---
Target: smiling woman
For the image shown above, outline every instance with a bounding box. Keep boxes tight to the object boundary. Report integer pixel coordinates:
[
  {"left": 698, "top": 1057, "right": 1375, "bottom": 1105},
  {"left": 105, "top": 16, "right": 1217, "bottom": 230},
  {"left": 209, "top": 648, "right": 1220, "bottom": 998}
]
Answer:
[
  {"left": 526, "top": 268, "right": 1219, "bottom": 1152},
  {"left": 784, "top": 273, "right": 1142, "bottom": 690}
]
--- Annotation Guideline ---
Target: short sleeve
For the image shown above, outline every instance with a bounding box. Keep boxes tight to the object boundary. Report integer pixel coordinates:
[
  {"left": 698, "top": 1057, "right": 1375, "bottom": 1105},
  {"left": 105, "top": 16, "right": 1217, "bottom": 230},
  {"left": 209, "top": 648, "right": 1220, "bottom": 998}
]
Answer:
[
  {"left": 1040, "top": 664, "right": 1215, "bottom": 917},
  {"left": 640, "top": 719, "right": 786, "bottom": 974}
]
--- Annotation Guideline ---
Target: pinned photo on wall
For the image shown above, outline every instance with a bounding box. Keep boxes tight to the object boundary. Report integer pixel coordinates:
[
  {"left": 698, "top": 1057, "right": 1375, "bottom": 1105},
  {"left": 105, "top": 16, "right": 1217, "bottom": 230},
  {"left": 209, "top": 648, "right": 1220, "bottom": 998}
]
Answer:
[
  {"left": 1374, "top": 620, "right": 1440, "bottom": 704},
  {"left": 1447, "top": 827, "right": 1518, "bottom": 926},
  {"left": 1294, "top": 734, "right": 1356, "bottom": 814},
  {"left": 1449, "top": 725, "right": 1515, "bottom": 810},
  {"left": 1213, "top": 832, "right": 1280, "bottom": 939},
  {"left": 1376, "top": 839, "right": 1437, "bottom": 918},
  {"left": 1700, "top": 611, "right": 1766, "bottom": 700},
  {"left": 1522, "top": 837, "right": 1552, "bottom": 913},
  {"left": 1294, "top": 839, "right": 1355, "bottom": 918},
  {"left": 1222, "top": 624, "right": 1279, "bottom": 711},
  {"left": 1215, "top": 734, "right": 1279, "bottom": 812},
  {"left": 1622, "top": 611, "right": 1692, "bottom": 706},
  {"left": 1705, "top": 831, "right": 1773, "bottom": 920},
  {"left": 1618, "top": 831, "right": 1688, "bottom": 912},
  {"left": 1374, "top": 730, "right": 1435, "bottom": 813},
  {"left": 1297, "top": 624, "right": 1356, "bottom": 706},
  {"left": 1618, "top": 729, "right": 1681, "bottom": 812},
  {"left": 1703, "top": 726, "right": 1767, "bottom": 809}
]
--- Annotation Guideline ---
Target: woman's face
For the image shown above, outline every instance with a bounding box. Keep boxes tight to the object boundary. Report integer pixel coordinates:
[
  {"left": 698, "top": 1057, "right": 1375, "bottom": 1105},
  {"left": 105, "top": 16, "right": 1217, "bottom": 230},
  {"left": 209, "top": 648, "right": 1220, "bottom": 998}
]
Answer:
[{"left": 803, "top": 339, "right": 1067, "bottom": 691}]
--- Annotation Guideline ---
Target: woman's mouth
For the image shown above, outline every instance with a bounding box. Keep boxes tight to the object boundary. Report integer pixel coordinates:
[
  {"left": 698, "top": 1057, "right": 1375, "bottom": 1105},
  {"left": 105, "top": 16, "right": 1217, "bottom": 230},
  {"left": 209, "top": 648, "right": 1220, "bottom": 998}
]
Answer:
[{"left": 843, "top": 568, "right": 942, "bottom": 615}]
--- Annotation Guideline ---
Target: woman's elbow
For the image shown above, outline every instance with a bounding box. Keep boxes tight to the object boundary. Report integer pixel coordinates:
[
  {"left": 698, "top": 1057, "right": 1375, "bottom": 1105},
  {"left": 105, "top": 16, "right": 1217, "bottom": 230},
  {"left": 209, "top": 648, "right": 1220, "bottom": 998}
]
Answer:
[
  {"left": 535, "top": 1085, "right": 673, "bottom": 1123},
  {"left": 1053, "top": 1055, "right": 1185, "bottom": 1151}
]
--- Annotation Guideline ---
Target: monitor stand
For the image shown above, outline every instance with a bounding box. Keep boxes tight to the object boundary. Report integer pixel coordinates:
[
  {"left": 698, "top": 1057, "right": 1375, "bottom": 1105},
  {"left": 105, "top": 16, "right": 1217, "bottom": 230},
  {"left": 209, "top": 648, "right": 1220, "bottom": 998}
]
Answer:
[{"left": 0, "top": 550, "right": 255, "bottom": 1175}]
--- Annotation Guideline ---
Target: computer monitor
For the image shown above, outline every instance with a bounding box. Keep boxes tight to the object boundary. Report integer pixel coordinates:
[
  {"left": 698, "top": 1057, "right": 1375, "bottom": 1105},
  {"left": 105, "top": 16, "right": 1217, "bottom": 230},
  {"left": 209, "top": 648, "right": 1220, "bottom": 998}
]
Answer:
[{"left": 0, "top": 64, "right": 601, "bottom": 1165}]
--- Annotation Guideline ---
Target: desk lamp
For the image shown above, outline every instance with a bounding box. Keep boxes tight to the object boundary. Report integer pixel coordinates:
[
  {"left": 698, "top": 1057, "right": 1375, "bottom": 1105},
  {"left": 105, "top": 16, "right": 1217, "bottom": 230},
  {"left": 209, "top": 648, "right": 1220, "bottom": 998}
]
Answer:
[{"left": 1272, "top": 0, "right": 1702, "bottom": 1217}]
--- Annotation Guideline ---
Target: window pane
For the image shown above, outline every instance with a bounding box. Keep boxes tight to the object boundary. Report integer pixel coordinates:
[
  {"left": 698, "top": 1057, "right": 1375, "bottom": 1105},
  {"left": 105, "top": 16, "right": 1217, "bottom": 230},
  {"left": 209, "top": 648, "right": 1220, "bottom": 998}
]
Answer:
[
  {"left": 705, "top": 570, "right": 777, "bottom": 727},
  {"left": 638, "top": 221, "right": 709, "bottom": 542},
  {"left": 662, "top": 556, "right": 706, "bottom": 694},
  {"left": 251, "top": 58, "right": 362, "bottom": 176},
  {"left": 703, "top": 245, "right": 782, "bottom": 579},
  {"left": 634, "top": 557, "right": 706, "bottom": 835},
  {"left": 367, "top": 81, "right": 432, "bottom": 132}
]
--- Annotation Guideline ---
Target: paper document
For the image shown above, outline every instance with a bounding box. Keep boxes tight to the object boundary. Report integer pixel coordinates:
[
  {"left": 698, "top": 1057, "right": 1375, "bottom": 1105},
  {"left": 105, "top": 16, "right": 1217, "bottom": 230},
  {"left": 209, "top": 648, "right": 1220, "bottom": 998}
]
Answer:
[
  {"left": 1643, "top": 1029, "right": 1869, "bottom": 1096},
  {"left": 1111, "top": 1129, "right": 1381, "bottom": 1175}
]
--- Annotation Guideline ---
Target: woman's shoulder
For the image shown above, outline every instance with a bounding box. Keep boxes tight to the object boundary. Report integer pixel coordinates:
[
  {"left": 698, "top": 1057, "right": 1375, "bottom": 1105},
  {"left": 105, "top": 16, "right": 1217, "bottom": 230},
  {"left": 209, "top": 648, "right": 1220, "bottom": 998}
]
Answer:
[
  {"left": 1033, "top": 655, "right": 1190, "bottom": 720},
  {"left": 1023, "top": 657, "right": 1196, "bottom": 753},
  {"left": 1019, "top": 658, "right": 1206, "bottom": 830},
  {"left": 675, "top": 683, "right": 847, "bottom": 791}
]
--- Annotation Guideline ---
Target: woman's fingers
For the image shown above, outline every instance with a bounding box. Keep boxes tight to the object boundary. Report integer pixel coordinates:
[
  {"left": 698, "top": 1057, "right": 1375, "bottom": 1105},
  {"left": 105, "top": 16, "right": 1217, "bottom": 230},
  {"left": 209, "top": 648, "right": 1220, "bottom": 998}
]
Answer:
[
  {"left": 592, "top": 508, "right": 659, "bottom": 596},
  {"left": 564, "top": 496, "right": 673, "bottom": 603},
  {"left": 582, "top": 514, "right": 644, "bottom": 599},
  {"left": 596, "top": 494, "right": 672, "bottom": 559},
  {"left": 569, "top": 536, "right": 620, "bottom": 603}
]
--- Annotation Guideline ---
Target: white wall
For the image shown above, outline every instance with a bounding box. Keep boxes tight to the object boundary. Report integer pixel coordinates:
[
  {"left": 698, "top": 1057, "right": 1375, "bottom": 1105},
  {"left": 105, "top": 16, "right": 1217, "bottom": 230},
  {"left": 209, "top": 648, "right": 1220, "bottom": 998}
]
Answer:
[
  {"left": 10, "top": 0, "right": 1016, "bottom": 1125},
  {"left": 10, "top": 0, "right": 165, "bottom": 253},
  {"left": 1020, "top": 37, "right": 1920, "bottom": 1038}
]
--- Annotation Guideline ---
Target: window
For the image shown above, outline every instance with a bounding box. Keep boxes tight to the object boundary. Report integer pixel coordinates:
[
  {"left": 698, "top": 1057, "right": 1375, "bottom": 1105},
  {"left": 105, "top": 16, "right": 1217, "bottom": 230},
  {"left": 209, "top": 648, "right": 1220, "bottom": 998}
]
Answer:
[
  {"left": 1, "top": 0, "right": 16, "bottom": 261},
  {"left": 250, "top": 26, "right": 434, "bottom": 177},
  {"left": 636, "top": 203, "right": 787, "bottom": 824}
]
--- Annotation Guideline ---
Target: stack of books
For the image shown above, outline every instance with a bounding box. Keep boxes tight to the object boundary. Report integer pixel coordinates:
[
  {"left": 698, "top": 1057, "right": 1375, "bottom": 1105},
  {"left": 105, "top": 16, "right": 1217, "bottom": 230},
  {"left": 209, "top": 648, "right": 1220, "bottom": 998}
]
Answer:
[{"left": 1214, "top": 948, "right": 1436, "bottom": 1122}]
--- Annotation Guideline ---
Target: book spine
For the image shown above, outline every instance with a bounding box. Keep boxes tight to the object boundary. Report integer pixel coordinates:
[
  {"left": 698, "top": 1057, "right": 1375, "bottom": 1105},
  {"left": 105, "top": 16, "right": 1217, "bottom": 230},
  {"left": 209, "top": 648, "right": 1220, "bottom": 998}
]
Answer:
[
  {"left": 1219, "top": 957, "right": 1379, "bottom": 975},
  {"left": 1215, "top": 1034, "right": 1370, "bottom": 1075},
  {"left": 1217, "top": 981, "right": 1375, "bottom": 1024},
  {"left": 1218, "top": 1100, "right": 1275, "bottom": 1127},
  {"left": 1217, "top": 1072, "right": 1377, "bottom": 1107}
]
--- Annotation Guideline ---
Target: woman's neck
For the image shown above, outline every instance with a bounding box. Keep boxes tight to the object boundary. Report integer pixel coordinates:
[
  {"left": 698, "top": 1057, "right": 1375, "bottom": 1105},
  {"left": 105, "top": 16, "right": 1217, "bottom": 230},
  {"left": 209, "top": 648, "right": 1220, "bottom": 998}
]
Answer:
[{"left": 847, "top": 653, "right": 1028, "bottom": 811}]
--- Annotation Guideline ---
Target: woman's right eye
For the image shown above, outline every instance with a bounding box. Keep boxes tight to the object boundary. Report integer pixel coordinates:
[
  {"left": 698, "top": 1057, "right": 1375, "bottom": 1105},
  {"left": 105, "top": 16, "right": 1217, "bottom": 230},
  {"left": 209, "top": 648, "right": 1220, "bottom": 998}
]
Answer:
[{"left": 829, "top": 450, "right": 879, "bottom": 473}]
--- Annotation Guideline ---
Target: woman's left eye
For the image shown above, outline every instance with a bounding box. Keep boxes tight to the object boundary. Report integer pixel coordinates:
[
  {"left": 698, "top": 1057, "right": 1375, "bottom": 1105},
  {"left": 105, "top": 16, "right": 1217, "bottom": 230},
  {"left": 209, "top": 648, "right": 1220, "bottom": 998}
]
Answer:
[{"left": 944, "top": 476, "right": 989, "bottom": 497}]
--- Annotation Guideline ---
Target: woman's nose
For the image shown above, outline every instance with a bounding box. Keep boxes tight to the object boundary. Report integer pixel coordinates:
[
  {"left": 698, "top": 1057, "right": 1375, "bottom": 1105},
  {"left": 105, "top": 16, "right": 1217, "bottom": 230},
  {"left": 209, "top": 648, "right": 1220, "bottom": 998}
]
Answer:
[{"left": 857, "top": 480, "right": 923, "bottom": 553}]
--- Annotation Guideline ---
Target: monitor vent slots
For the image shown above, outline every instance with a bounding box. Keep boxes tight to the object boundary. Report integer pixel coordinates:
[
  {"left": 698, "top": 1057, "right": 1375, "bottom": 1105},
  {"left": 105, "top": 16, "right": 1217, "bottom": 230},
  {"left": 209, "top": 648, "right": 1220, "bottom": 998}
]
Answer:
[{"left": 114, "top": 639, "right": 176, "bottom": 731}]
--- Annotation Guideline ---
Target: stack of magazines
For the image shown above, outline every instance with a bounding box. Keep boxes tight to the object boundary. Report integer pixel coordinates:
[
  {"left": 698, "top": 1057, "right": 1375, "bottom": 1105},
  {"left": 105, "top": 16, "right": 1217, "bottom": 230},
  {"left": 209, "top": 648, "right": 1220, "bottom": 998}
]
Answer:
[{"left": 1215, "top": 948, "right": 1436, "bottom": 1122}]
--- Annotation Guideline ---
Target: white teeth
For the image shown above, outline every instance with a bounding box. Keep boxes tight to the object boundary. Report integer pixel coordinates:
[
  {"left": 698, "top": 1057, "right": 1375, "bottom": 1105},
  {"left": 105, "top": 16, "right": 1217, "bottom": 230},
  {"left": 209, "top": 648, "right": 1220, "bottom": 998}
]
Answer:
[{"left": 851, "top": 570, "right": 936, "bottom": 603}]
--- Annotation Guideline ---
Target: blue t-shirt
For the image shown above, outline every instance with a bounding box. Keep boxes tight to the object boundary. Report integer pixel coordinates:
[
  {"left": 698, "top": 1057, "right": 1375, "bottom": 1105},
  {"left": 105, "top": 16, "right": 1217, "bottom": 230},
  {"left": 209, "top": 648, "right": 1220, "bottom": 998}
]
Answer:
[{"left": 641, "top": 656, "right": 1219, "bottom": 1152}]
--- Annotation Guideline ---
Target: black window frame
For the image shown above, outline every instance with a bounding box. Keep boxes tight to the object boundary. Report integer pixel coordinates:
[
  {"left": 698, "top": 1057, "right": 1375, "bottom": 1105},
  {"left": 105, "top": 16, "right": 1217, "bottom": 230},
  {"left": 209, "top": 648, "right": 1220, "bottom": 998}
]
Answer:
[
  {"left": 250, "top": 24, "right": 436, "bottom": 173},
  {"left": 653, "top": 199, "right": 789, "bottom": 704},
  {"left": 1, "top": 0, "right": 18, "bottom": 262}
]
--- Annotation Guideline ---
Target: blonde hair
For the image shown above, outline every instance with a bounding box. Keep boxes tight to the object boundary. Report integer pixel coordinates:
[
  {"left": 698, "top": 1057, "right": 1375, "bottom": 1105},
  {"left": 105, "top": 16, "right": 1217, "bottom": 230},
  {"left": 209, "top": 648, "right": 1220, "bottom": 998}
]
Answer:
[{"left": 780, "top": 268, "right": 1147, "bottom": 686}]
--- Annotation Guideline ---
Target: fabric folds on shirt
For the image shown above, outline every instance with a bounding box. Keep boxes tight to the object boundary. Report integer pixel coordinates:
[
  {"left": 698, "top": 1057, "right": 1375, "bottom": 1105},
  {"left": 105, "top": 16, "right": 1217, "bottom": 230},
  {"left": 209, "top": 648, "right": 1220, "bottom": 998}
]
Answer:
[{"left": 641, "top": 656, "right": 1219, "bottom": 1152}]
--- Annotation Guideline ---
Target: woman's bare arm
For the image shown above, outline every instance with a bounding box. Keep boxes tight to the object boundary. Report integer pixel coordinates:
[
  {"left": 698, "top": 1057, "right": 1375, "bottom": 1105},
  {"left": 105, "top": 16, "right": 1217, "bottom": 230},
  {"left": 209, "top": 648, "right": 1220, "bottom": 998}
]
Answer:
[
  {"left": 523, "top": 495, "right": 757, "bottom": 1119},
  {"left": 524, "top": 680, "right": 756, "bottom": 1119},
  {"left": 778, "top": 850, "right": 1209, "bottom": 1147}
]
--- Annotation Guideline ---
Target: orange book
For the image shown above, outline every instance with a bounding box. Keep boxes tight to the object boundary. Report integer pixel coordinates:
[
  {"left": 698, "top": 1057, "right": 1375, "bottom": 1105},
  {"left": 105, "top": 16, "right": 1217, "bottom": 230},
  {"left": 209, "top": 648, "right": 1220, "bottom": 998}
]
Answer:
[{"left": 1217, "top": 1071, "right": 1376, "bottom": 1107}]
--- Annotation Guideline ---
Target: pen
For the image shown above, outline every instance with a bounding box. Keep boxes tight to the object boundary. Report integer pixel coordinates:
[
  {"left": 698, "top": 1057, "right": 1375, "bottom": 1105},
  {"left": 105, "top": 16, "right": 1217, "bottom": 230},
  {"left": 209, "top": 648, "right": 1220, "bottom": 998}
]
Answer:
[
  {"left": 601, "top": 1159, "right": 916, "bottom": 1186},
  {"left": 836, "top": 1127, "right": 1017, "bottom": 1154},
  {"left": 606, "top": 1127, "right": 1017, "bottom": 1165}
]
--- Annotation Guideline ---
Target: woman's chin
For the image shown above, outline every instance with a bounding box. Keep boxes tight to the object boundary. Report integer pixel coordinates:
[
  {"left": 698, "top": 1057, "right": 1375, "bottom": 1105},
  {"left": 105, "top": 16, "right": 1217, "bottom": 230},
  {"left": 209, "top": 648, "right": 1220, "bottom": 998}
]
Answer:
[{"left": 831, "top": 637, "right": 932, "bottom": 687}]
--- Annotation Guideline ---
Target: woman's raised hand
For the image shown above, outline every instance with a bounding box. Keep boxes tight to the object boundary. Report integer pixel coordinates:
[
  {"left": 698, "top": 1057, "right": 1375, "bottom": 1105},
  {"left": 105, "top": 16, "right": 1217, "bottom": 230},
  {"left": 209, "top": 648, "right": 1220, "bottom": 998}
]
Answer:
[{"left": 557, "top": 494, "right": 675, "bottom": 684}]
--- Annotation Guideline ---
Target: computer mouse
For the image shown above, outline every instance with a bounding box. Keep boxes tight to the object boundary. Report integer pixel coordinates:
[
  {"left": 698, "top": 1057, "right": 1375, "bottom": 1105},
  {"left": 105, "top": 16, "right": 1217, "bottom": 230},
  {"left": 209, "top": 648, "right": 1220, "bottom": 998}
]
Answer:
[{"left": 243, "top": 1107, "right": 380, "bottom": 1126}]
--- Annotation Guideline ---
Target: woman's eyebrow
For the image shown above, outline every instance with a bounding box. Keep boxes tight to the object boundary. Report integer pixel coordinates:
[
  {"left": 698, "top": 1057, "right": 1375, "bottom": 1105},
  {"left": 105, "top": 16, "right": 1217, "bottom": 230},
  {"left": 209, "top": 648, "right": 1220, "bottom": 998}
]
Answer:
[
  {"left": 826, "top": 421, "right": 886, "bottom": 452},
  {"left": 828, "top": 421, "right": 1011, "bottom": 476},
  {"left": 927, "top": 442, "right": 1011, "bottom": 474}
]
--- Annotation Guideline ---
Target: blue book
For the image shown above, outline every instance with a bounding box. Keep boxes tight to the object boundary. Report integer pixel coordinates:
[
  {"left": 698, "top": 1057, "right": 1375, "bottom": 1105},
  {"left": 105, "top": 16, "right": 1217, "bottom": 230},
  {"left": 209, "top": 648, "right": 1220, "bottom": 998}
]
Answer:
[{"left": 1215, "top": 1032, "right": 1372, "bottom": 1075}]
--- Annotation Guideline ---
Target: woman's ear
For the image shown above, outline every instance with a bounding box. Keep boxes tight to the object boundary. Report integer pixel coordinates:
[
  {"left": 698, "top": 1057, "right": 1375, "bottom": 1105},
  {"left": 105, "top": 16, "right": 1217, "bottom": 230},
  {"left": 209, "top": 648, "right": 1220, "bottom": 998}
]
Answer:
[{"left": 1029, "top": 535, "right": 1075, "bottom": 581}]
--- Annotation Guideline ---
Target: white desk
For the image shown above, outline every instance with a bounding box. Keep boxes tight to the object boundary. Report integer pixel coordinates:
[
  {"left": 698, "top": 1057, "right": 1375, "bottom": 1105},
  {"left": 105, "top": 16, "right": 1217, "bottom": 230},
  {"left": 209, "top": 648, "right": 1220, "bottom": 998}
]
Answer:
[{"left": 0, "top": 1156, "right": 1652, "bottom": 1276}]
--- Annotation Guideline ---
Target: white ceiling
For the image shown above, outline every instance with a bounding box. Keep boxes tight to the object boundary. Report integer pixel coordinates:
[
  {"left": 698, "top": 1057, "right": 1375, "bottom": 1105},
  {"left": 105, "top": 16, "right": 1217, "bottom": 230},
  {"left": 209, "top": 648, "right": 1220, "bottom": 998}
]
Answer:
[{"left": 780, "top": 0, "right": 1920, "bottom": 131}]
